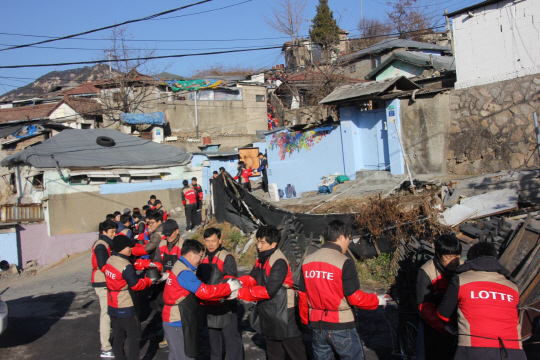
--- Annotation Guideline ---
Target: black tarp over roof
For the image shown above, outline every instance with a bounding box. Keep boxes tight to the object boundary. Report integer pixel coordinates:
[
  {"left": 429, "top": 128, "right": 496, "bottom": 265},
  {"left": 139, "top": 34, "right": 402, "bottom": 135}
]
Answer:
[
  {"left": 0, "top": 128, "right": 192, "bottom": 168},
  {"left": 213, "top": 172, "right": 355, "bottom": 237}
]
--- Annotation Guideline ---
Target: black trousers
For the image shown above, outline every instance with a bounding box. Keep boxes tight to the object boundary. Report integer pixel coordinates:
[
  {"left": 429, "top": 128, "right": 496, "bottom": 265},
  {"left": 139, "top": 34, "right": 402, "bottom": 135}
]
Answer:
[
  {"left": 261, "top": 172, "right": 268, "bottom": 193},
  {"left": 243, "top": 182, "right": 252, "bottom": 192},
  {"left": 111, "top": 315, "right": 141, "bottom": 360},
  {"left": 208, "top": 313, "right": 244, "bottom": 360},
  {"left": 185, "top": 203, "right": 198, "bottom": 230},
  {"left": 423, "top": 320, "right": 456, "bottom": 360},
  {"left": 266, "top": 336, "right": 307, "bottom": 360}
]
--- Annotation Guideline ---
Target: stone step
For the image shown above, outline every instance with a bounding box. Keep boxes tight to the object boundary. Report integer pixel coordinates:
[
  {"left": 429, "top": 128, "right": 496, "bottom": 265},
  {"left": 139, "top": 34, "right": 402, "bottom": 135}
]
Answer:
[{"left": 353, "top": 170, "right": 404, "bottom": 185}]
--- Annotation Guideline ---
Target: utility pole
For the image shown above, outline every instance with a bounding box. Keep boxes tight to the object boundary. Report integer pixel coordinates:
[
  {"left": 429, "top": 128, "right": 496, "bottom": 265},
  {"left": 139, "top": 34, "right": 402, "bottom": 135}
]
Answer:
[
  {"left": 445, "top": 9, "right": 455, "bottom": 56},
  {"left": 361, "top": 0, "right": 363, "bottom": 28},
  {"left": 308, "top": 19, "right": 314, "bottom": 66}
]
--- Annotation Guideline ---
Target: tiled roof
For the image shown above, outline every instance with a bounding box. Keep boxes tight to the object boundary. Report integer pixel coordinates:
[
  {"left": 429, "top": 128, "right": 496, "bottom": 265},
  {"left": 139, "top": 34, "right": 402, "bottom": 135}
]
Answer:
[
  {"left": 0, "top": 103, "right": 58, "bottom": 123},
  {"left": 61, "top": 97, "right": 102, "bottom": 116},
  {"left": 61, "top": 83, "right": 100, "bottom": 95}
]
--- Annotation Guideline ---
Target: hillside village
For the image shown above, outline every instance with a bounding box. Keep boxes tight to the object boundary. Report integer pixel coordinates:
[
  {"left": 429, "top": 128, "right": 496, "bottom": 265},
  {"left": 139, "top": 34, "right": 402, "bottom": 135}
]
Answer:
[{"left": 0, "top": 0, "right": 539, "bottom": 359}]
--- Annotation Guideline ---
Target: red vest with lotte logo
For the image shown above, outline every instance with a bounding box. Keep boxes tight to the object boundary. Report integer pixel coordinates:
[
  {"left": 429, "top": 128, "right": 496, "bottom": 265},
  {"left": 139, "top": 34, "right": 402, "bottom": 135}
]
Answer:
[
  {"left": 455, "top": 271, "right": 522, "bottom": 349},
  {"left": 104, "top": 256, "right": 132, "bottom": 310},
  {"left": 162, "top": 260, "right": 192, "bottom": 323},
  {"left": 253, "top": 249, "right": 295, "bottom": 308},
  {"left": 302, "top": 247, "right": 356, "bottom": 325},
  {"left": 158, "top": 236, "right": 184, "bottom": 272},
  {"left": 91, "top": 237, "right": 111, "bottom": 285}
]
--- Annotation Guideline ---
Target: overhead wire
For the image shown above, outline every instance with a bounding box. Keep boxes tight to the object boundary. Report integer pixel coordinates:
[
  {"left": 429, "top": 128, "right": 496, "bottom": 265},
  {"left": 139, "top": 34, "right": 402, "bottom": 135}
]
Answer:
[
  {"left": 0, "top": 46, "right": 284, "bottom": 69},
  {"left": 0, "top": 24, "right": 449, "bottom": 70},
  {"left": 0, "top": 0, "right": 216, "bottom": 52}
]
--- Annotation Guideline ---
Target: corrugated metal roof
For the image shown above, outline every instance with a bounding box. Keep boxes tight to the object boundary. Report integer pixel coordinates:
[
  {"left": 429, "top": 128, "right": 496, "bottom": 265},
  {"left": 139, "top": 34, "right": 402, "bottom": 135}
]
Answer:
[
  {"left": 365, "top": 51, "right": 456, "bottom": 80},
  {"left": 320, "top": 76, "right": 420, "bottom": 105},
  {"left": 447, "top": 0, "right": 501, "bottom": 17},
  {"left": 338, "top": 38, "right": 451, "bottom": 64},
  {"left": 193, "top": 151, "right": 239, "bottom": 157}
]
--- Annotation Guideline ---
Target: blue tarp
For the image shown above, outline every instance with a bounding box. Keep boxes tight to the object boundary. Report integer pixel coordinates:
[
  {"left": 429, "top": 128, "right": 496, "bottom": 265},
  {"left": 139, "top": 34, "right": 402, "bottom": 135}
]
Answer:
[
  {"left": 121, "top": 112, "right": 166, "bottom": 125},
  {"left": 100, "top": 179, "right": 185, "bottom": 195}
]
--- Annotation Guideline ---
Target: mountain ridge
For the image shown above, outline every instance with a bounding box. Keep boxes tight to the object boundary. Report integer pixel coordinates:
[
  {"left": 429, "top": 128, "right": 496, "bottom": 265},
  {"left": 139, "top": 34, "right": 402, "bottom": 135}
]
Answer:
[{"left": 0, "top": 64, "right": 113, "bottom": 102}]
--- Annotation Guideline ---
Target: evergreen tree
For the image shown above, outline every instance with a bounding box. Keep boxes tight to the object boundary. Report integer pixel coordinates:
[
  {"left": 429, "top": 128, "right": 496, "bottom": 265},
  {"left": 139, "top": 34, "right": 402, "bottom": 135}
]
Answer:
[{"left": 309, "top": 0, "right": 340, "bottom": 47}]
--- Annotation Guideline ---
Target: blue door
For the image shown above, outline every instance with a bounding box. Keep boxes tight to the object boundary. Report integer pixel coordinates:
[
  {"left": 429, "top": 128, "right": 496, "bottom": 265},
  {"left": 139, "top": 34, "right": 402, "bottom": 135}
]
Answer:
[{"left": 357, "top": 110, "right": 390, "bottom": 171}]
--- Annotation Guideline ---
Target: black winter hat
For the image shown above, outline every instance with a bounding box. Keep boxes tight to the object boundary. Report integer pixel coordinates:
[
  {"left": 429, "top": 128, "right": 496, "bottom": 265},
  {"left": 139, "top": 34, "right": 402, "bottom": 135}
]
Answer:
[
  {"left": 111, "top": 234, "right": 134, "bottom": 252},
  {"left": 162, "top": 219, "right": 179, "bottom": 236}
]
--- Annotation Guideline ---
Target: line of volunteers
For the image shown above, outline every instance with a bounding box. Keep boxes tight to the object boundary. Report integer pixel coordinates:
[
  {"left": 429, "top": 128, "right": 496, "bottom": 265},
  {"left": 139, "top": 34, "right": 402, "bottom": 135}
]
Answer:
[{"left": 91, "top": 197, "right": 527, "bottom": 360}]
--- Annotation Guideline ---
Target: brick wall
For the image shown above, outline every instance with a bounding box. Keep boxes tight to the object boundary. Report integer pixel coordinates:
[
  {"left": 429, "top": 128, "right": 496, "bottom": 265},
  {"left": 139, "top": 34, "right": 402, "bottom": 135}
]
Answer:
[{"left": 453, "top": 0, "right": 540, "bottom": 89}]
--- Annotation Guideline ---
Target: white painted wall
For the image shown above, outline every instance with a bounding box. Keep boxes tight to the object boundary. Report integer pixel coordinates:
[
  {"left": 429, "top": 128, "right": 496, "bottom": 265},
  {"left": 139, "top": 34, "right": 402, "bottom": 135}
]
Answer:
[
  {"left": 49, "top": 103, "right": 95, "bottom": 129},
  {"left": 452, "top": 0, "right": 540, "bottom": 89}
]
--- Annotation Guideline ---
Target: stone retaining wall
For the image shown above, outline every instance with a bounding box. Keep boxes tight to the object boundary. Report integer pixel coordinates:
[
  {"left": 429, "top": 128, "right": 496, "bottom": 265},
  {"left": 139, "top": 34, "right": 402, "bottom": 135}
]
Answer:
[{"left": 447, "top": 73, "right": 540, "bottom": 175}]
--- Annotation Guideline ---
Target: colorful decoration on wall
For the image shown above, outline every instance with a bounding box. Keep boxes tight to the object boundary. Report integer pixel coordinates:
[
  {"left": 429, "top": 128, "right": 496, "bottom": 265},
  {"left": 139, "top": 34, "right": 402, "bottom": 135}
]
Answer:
[{"left": 269, "top": 130, "right": 329, "bottom": 160}]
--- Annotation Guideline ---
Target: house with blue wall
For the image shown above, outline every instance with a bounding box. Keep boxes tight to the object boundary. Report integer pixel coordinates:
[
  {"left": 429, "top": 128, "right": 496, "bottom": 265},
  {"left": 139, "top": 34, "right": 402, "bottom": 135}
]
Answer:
[
  {"left": 265, "top": 125, "right": 345, "bottom": 198},
  {"left": 265, "top": 75, "right": 452, "bottom": 199}
]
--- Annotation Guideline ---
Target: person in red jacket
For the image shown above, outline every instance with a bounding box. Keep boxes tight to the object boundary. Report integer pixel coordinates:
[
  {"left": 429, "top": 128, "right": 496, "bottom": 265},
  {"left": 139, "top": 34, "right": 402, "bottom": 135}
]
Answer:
[
  {"left": 152, "top": 200, "right": 168, "bottom": 221},
  {"left": 182, "top": 180, "right": 199, "bottom": 232},
  {"left": 298, "top": 220, "right": 387, "bottom": 360},
  {"left": 416, "top": 234, "right": 461, "bottom": 360},
  {"left": 237, "top": 226, "right": 307, "bottom": 360},
  {"left": 162, "top": 240, "right": 241, "bottom": 360},
  {"left": 191, "top": 177, "right": 203, "bottom": 224},
  {"left": 234, "top": 161, "right": 253, "bottom": 192},
  {"left": 91, "top": 220, "right": 118, "bottom": 359},
  {"left": 104, "top": 235, "right": 155, "bottom": 360},
  {"left": 437, "top": 242, "right": 526, "bottom": 360}
]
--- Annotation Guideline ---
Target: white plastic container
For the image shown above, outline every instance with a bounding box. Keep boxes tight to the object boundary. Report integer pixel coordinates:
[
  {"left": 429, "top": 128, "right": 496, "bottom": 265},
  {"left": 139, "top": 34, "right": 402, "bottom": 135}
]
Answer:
[
  {"left": 268, "top": 183, "right": 280, "bottom": 202},
  {"left": 152, "top": 126, "right": 164, "bottom": 143}
]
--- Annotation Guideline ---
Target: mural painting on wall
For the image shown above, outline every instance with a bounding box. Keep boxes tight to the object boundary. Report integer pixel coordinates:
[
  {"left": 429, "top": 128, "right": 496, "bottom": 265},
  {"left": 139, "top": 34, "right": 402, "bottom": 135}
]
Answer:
[{"left": 269, "top": 130, "right": 330, "bottom": 160}]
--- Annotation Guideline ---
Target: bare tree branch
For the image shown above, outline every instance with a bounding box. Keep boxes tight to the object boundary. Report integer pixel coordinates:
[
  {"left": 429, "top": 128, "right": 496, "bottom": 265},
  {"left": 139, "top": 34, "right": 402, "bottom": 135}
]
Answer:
[{"left": 264, "top": 0, "right": 307, "bottom": 42}]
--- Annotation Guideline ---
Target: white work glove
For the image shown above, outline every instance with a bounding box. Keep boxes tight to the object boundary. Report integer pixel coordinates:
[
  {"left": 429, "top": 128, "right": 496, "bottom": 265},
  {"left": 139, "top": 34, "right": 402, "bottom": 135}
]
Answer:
[
  {"left": 444, "top": 324, "right": 458, "bottom": 336},
  {"left": 228, "top": 289, "right": 239, "bottom": 300},
  {"left": 148, "top": 262, "right": 158, "bottom": 268},
  {"left": 226, "top": 279, "right": 242, "bottom": 292},
  {"left": 377, "top": 294, "right": 390, "bottom": 308},
  {"left": 158, "top": 272, "right": 169, "bottom": 283}
]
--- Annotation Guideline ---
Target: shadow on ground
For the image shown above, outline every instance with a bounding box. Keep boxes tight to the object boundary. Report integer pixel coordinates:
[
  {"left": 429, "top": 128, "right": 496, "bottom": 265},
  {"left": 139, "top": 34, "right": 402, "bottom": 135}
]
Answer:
[{"left": 0, "top": 291, "right": 76, "bottom": 348}]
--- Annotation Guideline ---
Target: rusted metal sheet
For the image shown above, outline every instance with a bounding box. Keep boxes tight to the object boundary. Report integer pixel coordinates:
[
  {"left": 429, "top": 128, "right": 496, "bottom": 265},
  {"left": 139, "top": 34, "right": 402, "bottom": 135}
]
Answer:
[{"left": 0, "top": 203, "right": 43, "bottom": 223}]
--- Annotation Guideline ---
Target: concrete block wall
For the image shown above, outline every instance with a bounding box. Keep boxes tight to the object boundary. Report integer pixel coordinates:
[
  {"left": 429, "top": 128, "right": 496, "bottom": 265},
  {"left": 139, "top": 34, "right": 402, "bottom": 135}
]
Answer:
[
  {"left": 453, "top": 0, "right": 540, "bottom": 89},
  {"left": 447, "top": 73, "right": 540, "bottom": 175}
]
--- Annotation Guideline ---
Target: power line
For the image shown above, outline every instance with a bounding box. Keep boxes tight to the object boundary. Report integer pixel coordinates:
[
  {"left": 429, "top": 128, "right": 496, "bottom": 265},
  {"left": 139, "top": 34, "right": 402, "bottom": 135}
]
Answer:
[
  {"left": 0, "top": 43, "right": 283, "bottom": 52},
  {"left": 0, "top": 46, "right": 284, "bottom": 69},
  {"left": 0, "top": 31, "right": 291, "bottom": 43},
  {"left": 149, "top": 0, "right": 251, "bottom": 21},
  {"left": 369, "top": 0, "right": 455, "bottom": 9},
  {"left": 0, "top": 0, "right": 216, "bottom": 52},
  {"left": 0, "top": 24, "right": 448, "bottom": 70}
]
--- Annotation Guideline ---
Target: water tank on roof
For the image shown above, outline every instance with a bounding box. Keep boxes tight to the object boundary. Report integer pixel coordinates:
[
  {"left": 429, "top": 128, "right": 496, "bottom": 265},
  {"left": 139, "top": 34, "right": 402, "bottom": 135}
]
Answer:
[{"left": 152, "top": 126, "right": 164, "bottom": 143}]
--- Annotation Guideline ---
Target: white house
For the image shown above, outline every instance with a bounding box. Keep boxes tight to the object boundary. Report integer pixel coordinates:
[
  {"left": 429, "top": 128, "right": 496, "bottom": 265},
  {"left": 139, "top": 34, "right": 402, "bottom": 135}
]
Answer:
[{"left": 449, "top": 0, "right": 540, "bottom": 89}]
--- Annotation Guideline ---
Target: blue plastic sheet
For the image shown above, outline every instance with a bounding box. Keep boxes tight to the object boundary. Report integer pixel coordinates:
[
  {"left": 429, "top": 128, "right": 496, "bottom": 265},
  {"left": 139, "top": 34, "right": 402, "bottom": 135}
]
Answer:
[{"left": 121, "top": 112, "right": 166, "bottom": 125}]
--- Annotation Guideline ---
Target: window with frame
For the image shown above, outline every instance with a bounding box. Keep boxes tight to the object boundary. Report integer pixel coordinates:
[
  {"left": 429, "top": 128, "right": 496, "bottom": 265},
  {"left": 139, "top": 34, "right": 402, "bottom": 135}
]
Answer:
[
  {"left": 32, "top": 173, "right": 44, "bottom": 190},
  {"left": 256, "top": 95, "right": 265, "bottom": 102},
  {"left": 70, "top": 175, "right": 89, "bottom": 185},
  {"left": 370, "top": 57, "right": 382, "bottom": 69}
]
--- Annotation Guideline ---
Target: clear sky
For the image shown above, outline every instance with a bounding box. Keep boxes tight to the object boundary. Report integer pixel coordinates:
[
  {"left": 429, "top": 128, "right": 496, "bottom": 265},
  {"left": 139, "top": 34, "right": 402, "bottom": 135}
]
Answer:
[{"left": 0, "top": 0, "right": 479, "bottom": 96}]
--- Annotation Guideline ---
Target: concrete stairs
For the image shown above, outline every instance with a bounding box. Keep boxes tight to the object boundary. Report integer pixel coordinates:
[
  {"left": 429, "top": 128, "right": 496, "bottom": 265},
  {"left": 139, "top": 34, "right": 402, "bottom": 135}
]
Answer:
[{"left": 355, "top": 170, "right": 400, "bottom": 185}]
